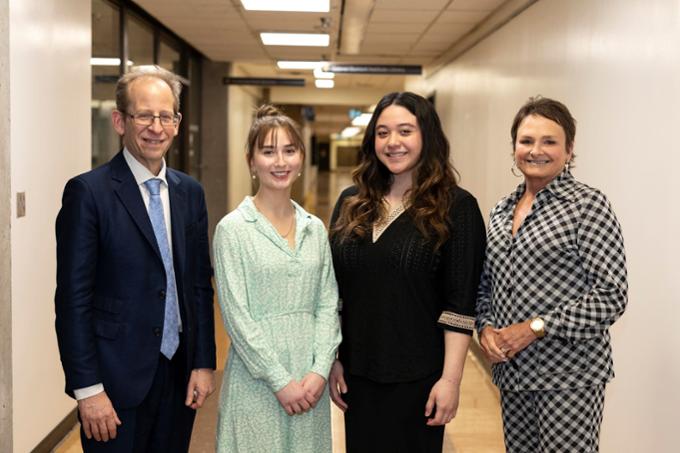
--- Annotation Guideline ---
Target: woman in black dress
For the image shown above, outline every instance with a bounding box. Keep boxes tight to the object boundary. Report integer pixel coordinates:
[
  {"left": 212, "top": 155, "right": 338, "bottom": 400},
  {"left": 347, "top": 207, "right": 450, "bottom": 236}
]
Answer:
[{"left": 329, "top": 92, "right": 486, "bottom": 452}]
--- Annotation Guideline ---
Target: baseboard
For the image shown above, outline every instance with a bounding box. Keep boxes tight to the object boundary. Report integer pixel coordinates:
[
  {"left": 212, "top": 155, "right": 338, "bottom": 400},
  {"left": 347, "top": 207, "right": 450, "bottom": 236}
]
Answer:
[{"left": 31, "top": 408, "right": 77, "bottom": 453}]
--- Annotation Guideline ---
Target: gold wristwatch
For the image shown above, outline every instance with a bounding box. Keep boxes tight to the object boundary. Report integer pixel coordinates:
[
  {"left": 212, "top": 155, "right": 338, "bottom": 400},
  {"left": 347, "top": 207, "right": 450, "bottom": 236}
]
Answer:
[{"left": 530, "top": 317, "right": 545, "bottom": 338}]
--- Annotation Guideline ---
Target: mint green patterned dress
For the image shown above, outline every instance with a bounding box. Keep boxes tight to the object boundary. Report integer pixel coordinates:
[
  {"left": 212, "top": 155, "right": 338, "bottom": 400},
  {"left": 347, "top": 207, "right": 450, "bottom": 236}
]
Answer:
[{"left": 213, "top": 197, "right": 341, "bottom": 453}]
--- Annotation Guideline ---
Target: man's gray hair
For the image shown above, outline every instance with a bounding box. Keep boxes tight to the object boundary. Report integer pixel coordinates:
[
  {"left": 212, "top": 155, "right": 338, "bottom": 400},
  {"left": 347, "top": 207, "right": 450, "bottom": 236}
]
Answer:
[{"left": 115, "top": 65, "right": 182, "bottom": 114}]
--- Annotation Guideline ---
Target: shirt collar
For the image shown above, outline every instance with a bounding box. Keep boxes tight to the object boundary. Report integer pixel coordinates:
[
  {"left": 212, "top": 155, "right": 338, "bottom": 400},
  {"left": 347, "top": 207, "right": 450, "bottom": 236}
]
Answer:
[
  {"left": 123, "top": 148, "right": 168, "bottom": 187},
  {"left": 500, "top": 169, "right": 577, "bottom": 212},
  {"left": 543, "top": 169, "right": 577, "bottom": 202}
]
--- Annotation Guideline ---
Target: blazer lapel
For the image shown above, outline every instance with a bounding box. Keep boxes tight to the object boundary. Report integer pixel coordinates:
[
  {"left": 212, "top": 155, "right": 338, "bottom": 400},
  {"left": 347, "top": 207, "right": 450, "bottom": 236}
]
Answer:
[
  {"left": 167, "top": 169, "right": 186, "bottom": 280},
  {"left": 110, "top": 152, "right": 163, "bottom": 261}
]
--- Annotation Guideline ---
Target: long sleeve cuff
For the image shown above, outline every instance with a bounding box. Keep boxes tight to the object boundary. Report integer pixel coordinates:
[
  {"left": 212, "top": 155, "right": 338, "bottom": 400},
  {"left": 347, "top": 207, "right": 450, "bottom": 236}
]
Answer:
[
  {"left": 73, "top": 383, "right": 104, "bottom": 400},
  {"left": 310, "top": 356, "right": 335, "bottom": 380}
]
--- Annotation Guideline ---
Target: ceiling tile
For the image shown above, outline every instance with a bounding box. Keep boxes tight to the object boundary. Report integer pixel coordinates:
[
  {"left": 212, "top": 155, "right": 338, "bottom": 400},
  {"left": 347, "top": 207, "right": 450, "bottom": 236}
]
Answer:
[
  {"left": 369, "top": 10, "right": 440, "bottom": 23},
  {"left": 365, "top": 22, "right": 429, "bottom": 34},
  {"left": 448, "top": 0, "right": 505, "bottom": 11},
  {"left": 374, "top": 0, "right": 449, "bottom": 9},
  {"left": 363, "top": 33, "right": 421, "bottom": 44},
  {"left": 425, "top": 22, "right": 475, "bottom": 37},
  {"left": 436, "top": 10, "right": 490, "bottom": 23}
]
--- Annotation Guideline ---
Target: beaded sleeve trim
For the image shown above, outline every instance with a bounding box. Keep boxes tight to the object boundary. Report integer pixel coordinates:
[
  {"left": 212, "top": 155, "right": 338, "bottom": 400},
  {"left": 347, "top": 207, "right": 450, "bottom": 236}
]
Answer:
[
  {"left": 372, "top": 203, "right": 406, "bottom": 243},
  {"left": 438, "top": 311, "right": 475, "bottom": 331}
]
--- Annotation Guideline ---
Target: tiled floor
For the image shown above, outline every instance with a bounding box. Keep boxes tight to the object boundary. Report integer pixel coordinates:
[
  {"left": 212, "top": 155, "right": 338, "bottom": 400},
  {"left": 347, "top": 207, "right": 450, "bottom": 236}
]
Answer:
[{"left": 53, "top": 169, "right": 505, "bottom": 453}]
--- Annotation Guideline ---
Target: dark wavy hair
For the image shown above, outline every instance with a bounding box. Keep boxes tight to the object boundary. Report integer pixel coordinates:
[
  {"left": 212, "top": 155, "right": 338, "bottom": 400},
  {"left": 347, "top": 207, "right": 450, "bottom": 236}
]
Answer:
[{"left": 331, "top": 92, "right": 458, "bottom": 249}]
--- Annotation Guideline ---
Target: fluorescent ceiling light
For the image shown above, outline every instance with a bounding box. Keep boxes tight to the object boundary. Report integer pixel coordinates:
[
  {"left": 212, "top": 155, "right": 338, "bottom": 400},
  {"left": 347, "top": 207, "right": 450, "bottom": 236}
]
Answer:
[
  {"left": 341, "top": 126, "right": 361, "bottom": 138},
  {"left": 277, "top": 61, "right": 326, "bottom": 70},
  {"left": 315, "top": 79, "right": 334, "bottom": 89},
  {"left": 261, "top": 32, "right": 329, "bottom": 47},
  {"left": 351, "top": 113, "right": 373, "bottom": 127},
  {"left": 91, "top": 57, "right": 133, "bottom": 66},
  {"left": 241, "top": 0, "right": 329, "bottom": 12},
  {"left": 313, "top": 67, "right": 335, "bottom": 79}
]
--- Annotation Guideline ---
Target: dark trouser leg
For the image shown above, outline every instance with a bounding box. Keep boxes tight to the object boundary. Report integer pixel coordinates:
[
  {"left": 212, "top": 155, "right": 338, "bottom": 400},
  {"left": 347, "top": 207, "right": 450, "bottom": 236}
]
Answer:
[
  {"left": 134, "top": 342, "right": 196, "bottom": 453},
  {"left": 344, "top": 372, "right": 444, "bottom": 453}
]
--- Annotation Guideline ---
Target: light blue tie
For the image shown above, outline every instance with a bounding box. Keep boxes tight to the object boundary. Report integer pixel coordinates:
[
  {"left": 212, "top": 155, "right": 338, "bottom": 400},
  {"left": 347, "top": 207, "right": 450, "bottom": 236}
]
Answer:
[{"left": 144, "top": 178, "right": 180, "bottom": 360}]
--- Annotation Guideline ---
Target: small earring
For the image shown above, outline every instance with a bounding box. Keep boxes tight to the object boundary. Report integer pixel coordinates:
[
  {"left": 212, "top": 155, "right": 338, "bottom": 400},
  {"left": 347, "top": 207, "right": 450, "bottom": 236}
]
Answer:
[
  {"left": 297, "top": 172, "right": 302, "bottom": 177},
  {"left": 565, "top": 161, "right": 571, "bottom": 172},
  {"left": 511, "top": 161, "right": 522, "bottom": 178},
  {"left": 251, "top": 173, "right": 257, "bottom": 180}
]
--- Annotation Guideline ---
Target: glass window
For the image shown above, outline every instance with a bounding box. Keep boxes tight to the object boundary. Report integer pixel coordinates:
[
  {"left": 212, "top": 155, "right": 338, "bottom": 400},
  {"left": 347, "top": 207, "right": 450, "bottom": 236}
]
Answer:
[
  {"left": 158, "top": 36, "right": 183, "bottom": 170},
  {"left": 158, "top": 37, "right": 181, "bottom": 75},
  {"left": 186, "top": 55, "right": 202, "bottom": 180},
  {"left": 91, "top": 0, "right": 121, "bottom": 169},
  {"left": 90, "top": 0, "right": 202, "bottom": 179},
  {"left": 127, "top": 12, "right": 154, "bottom": 67}
]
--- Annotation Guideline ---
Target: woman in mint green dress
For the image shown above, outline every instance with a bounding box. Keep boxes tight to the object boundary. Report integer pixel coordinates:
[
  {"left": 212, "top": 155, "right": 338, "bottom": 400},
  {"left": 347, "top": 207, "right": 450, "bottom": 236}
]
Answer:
[{"left": 213, "top": 105, "right": 341, "bottom": 452}]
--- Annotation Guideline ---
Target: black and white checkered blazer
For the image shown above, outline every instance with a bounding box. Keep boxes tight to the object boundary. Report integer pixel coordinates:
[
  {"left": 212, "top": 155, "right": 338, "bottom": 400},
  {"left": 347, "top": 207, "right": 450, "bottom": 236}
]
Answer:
[{"left": 476, "top": 171, "right": 628, "bottom": 391}]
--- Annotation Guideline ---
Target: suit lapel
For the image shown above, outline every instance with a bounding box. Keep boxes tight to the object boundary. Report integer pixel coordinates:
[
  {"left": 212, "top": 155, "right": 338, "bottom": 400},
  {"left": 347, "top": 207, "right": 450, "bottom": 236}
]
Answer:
[
  {"left": 110, "top": 152, "right": 163, "bottom": 261},
  {"left": 167, "top": 169, "right": 186, "bottom": 281}
]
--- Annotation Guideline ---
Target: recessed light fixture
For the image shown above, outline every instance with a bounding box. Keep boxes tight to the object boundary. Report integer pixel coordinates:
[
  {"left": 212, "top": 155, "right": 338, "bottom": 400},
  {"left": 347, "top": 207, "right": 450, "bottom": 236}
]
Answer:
[
  {"left": 315, "top": 79, "right": 334, "bottom": 89},
  {"left": 261, "top": 32, "right": 329, "bottom": 47},
  {"left": 341, "top": 126, "right": 361, "bottom": 138},
  {"left": 241, "top": 0, "right": 329, "bottom": 12},
  {"left": 313, "top": 67, "right": 335, "bottom": 79},
  {"left": 91, "top": 57, "right": 134, "bottom": 66},
  {"left": 277, "top": 61, "right": 326, "bottom": 70},
  {"left": 351, "top": 113, "right": 373, "bottom": 127}
]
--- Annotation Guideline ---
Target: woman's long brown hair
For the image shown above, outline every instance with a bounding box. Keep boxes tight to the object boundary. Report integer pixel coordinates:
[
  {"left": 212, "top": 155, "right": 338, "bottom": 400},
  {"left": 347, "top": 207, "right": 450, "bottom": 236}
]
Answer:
[{"left": 331, "top": 92, "right": 458, "bottom": 249}]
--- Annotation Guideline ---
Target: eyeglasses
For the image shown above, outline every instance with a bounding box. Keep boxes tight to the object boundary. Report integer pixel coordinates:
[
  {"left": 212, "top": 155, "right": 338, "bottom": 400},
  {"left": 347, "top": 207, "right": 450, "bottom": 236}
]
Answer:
[{"left": 126, "top": 111, "right": 181, "bottom": 127}]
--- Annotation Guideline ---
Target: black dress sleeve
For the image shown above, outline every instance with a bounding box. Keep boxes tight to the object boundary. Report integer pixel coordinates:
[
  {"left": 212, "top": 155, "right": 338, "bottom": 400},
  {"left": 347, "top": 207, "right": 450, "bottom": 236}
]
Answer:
[{"left": 436, "top": 189, "right": 487, "bottom": 335}]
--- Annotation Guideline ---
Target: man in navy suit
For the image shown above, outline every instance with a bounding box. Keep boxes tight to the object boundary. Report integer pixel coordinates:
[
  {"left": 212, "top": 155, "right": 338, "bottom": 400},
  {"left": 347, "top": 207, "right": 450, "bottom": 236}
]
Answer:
[{"left": 55, "top": 66, "right": 216, "bottom": 452}]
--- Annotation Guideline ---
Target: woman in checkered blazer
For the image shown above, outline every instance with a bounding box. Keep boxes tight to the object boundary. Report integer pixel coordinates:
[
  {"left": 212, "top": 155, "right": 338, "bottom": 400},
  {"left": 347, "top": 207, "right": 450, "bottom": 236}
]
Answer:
[{"left": 476, "top": 97, "right": 628, "bottom": 452}]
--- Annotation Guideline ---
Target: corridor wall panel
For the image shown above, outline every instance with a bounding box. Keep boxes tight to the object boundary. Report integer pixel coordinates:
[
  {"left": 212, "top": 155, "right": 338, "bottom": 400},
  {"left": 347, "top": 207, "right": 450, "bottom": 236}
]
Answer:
[
  {"left": 407, "top": 0, "right": 680, "bottom": 451},
  {"left": 8, "top": 0, "right": 91, "bottom": 450}
]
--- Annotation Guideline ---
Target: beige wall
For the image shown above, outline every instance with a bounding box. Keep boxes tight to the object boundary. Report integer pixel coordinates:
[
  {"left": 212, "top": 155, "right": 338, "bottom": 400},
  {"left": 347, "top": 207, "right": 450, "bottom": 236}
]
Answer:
[
  {"left": 1, "top": 0, "right": 12, "bottom": 450},
  {"left": 407, "top": 0, "right": 679, "bottom": 451},
  {"left": 271, "top": 86, "right": 390, "bottom": 106},
  {"left": 227, "top": 71, "right": 262, "bottom": 211},
  {"left": 8, "top": 0, "right": 91, "bottom": 450}
]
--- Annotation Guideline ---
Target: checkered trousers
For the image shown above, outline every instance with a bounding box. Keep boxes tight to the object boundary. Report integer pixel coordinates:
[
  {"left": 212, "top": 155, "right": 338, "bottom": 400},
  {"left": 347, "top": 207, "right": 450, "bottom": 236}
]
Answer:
[
  {"left": 501, "top": 385, "right": 605, "bottom": 453},
  {"left": 476, "top": 171, "right": 628, "bottom": 391}
]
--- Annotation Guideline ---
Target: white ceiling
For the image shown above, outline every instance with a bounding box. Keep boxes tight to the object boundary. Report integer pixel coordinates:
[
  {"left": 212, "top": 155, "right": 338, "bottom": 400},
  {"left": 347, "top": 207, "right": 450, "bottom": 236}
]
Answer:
[{"left": 134, "top": 0, "right": 509, "bottom": 91}]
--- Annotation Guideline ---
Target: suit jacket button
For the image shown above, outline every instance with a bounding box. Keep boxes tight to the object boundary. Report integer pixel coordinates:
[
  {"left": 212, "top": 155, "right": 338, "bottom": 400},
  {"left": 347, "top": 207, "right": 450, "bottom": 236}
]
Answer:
[
  {"left": 159, "top": 290, "right": 166, "bottom": 299},
  {"left": 153, "top": 327, "right": 161, "bottom": 336}
]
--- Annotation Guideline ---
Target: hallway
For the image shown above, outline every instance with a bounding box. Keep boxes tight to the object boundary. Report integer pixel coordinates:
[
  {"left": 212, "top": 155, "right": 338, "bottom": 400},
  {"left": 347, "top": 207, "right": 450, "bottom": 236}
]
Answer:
[{"left": 54, "top": 169, "right": 504, "bottom": 453}]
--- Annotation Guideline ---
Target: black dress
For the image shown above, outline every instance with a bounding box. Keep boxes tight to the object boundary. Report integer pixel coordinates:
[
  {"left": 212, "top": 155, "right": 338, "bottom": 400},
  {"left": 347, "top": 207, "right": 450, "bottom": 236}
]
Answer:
[{"left": 330, "top": 186, "right": 486, "bottom": 453}]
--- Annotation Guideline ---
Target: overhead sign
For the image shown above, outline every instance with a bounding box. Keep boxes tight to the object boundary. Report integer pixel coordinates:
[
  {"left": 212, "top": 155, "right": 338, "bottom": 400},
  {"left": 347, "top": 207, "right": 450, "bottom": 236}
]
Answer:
[
  {"left": 222, "top": 77, "right": 305, "bottom": 87},
  {"left": 326, "top": 64, "right": 422, "bottom": 75}
]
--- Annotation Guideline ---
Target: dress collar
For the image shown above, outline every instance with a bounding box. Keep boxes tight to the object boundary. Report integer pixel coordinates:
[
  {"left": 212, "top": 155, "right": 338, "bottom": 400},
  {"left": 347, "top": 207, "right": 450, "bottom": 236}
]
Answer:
[{"left": 237, "top": 196, "right": 313, "bottom": 229}]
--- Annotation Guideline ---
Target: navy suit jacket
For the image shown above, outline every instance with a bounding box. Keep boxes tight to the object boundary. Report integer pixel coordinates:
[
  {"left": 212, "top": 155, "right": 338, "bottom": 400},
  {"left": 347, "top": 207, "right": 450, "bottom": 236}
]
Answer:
[{"left": 55, "top": 151, "right": 216, "bottom": 409}]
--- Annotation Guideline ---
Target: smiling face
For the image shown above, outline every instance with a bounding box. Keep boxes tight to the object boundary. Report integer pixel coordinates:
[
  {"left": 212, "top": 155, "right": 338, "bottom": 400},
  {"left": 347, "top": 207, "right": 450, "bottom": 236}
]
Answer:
[
  {"left": 112, "top": 76, "right": 179, "bottom": 175},
  {"left": 514, "top": 114, "right": 572, "bottom": 191},
  {"left": 250, "top": 127, "right": 303, "bottom": 194},
  {"left": 374, "top": 104, "right": 423, "bottom": 181}
]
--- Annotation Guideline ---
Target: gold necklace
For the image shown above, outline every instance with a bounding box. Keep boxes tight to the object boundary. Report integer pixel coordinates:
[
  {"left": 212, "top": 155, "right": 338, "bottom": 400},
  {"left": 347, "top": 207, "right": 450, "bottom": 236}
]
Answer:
[
  {"left": 253, "top": 197, "right": 295, "bottom": 238},
  {"left": 280, "top": 212, "right": 295, "bottom": 238}
]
